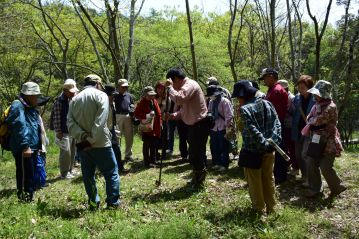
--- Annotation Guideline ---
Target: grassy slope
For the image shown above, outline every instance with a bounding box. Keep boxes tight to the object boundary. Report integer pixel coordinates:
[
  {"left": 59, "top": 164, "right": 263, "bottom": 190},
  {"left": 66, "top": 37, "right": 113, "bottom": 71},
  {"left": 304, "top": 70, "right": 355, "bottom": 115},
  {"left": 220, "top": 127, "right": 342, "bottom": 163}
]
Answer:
[{"left": 0, "top": 132, "right": 358, "bottom": 239}]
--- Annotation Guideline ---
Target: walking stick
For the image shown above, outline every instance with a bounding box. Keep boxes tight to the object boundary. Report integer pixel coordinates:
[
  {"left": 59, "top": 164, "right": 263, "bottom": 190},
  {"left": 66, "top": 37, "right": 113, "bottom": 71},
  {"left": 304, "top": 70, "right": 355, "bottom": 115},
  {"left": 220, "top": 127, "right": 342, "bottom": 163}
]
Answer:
[{"left": 155, "top": 88, "right": 170, "bottom": 186}]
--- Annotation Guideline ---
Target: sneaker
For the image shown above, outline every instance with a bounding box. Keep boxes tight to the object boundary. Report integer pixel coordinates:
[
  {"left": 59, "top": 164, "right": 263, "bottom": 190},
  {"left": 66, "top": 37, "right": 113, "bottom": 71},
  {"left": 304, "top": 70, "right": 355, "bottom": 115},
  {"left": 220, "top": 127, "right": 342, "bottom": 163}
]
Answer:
[{"left": 61, "top": 173, "right": 75, "bottom": 179}]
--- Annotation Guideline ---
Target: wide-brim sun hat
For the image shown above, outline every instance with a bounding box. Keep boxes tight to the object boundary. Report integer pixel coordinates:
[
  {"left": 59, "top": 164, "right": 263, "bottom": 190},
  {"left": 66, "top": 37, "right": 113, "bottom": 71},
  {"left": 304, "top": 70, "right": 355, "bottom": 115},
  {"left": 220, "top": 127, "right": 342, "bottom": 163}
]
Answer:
[
  {"left": 118, "top": 78, "right": 129, "bottom": 87},
  {"left": 307, "top": 80, "right": 332, "bottom": 99},
  {"left": 206, "top": 85, "right": 222, "bottom": 97},
  {"left": 21, "top": 82, "right": 41, "bottom": 96}
]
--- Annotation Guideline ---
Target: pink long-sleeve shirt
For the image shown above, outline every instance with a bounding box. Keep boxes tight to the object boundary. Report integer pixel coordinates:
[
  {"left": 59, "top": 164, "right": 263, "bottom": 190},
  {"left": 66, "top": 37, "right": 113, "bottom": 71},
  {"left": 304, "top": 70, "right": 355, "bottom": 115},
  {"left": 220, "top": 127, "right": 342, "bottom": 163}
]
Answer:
[{"left": 168, "top": 78, "right": 207, "bottom": 126}]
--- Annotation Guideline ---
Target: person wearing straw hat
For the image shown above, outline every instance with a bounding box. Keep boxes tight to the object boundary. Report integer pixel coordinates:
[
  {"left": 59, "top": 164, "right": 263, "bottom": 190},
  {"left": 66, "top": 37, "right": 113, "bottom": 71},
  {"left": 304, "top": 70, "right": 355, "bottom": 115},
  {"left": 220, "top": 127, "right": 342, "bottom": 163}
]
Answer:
[
  {"left": 6, "top": 82, "right": 42, "bottom": 202},
  {"left": 50, "top": 79, "right": 79, "bottom": 179},
  {"left": 67, "top": 74, "right": 120, "bottom": 210},
  {"left": 301, "top": 80, "right": 346, "bottom": 198},
  {"left": 134, "top": 86, "right": 162, "bottom": 168}
]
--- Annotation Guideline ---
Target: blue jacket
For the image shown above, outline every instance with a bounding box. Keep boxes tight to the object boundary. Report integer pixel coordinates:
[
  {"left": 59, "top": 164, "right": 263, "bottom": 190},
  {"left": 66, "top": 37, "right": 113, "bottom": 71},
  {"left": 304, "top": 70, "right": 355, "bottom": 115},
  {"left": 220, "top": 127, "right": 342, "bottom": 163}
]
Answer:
[
  {"left": 291, "top": 94, "right": 315, "bottom": 141},
  {"left": 6, "top": 97, "right": 41, "bottom": 153}
]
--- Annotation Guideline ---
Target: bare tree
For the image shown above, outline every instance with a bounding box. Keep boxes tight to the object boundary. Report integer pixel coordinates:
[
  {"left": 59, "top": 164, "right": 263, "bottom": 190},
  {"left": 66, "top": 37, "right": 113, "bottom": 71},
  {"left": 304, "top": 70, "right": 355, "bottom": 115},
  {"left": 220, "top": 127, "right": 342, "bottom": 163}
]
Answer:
[
  {"left": 185, "top": 0, "right": 198, "bottom": 81},
  {"left": 26, "top": 0, "right": 70, "bottom": 80},
  {"left": 306, "top": 0, "right": 333, "bottom": 81},
  {"left": 125, "top": 0, "right": 145, "bottom": 81},
  {"left": 228, "top": 0, "right": 249, "bottom": 82},
  {"left": 71, "top": 0, "right": 109, "bottom": 82}
]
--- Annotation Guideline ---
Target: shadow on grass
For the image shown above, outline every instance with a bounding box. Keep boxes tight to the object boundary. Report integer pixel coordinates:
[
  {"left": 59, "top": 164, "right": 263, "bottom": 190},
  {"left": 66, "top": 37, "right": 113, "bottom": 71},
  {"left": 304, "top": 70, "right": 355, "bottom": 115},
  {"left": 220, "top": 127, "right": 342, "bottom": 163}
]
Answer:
[
  {"left": 210, "top": 165, "right": 245, "bottom": 182},
  {"left": 36, "top": 203, "right": 86, "bottom": 219},
  {"left": 0, "top": 188, "right": 16, "bottom": 199},
  {"left": 276, "top": 179, "right": 336, "bottom": 212},
  {"left": 131, "top": 183, "right": 202, "bottom": 204},
  {"left": 163, "top": 163, "right": 192, "bottom": 174},
  {"left": 205, "top": 206, "right": 265, "bottom": 228}
]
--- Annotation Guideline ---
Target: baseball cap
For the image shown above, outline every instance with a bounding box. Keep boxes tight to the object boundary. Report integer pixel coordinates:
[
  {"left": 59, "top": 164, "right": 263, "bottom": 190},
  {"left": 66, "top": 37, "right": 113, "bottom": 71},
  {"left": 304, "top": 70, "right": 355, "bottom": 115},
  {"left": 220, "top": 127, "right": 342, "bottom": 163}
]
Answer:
[
  {"left": 84, "top": 74, "right": 104, "bottom": 89},
  {"left": 259, "top": 68, "right": 278, "bottom": 80},
  {"left": 143, "top": 86, "right": 157, "bottom": 96},
  {"left": 118, "top": 79, "right": 129, "bottom": 87},
  {"left": 63, "top": 79, "right": 79, "bottom": 93}
]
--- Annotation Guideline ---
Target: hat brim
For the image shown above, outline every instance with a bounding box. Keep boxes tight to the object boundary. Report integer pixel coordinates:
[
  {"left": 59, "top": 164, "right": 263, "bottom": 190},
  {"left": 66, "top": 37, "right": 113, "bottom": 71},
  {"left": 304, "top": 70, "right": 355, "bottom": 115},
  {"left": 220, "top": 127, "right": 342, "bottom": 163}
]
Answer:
[
  {"left": 68, "top": 87, "right": 79, "bottom": 93},
  {"left": 307, "top": 88, "right": 321, "bottom": 97},
  {"left": 119, "top": 83, "right": 129, "bottom": 87},
  {"left": 147, "top": 91, "right": 157, "bottom": 96},
  {"left": 37, "top": 96, "right": 51, "bottom": 106}
]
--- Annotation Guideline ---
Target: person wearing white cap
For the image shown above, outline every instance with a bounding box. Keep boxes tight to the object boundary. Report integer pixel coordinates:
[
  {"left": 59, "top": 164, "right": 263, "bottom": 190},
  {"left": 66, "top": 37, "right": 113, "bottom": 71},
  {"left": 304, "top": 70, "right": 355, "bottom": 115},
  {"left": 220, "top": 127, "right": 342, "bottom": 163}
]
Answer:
[
  {"left": 6, "top": 82, "right": 42, "bottom": 202},
  {"left": 49, "top": 79, "right": 79, "bottom": 179},
  {"left": 67, "top": 74, "right": 120, "bottom": 210},
  {"left": 113, "top": 79, "right": 135, "bottom": 161}
]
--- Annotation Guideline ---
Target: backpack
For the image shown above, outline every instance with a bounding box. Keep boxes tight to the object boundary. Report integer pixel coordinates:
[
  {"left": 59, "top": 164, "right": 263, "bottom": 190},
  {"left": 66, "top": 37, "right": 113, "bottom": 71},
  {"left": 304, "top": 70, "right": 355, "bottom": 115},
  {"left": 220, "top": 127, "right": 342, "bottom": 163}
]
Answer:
[{"left": 0, "top": 105, "right": 12, "bottom": 151}]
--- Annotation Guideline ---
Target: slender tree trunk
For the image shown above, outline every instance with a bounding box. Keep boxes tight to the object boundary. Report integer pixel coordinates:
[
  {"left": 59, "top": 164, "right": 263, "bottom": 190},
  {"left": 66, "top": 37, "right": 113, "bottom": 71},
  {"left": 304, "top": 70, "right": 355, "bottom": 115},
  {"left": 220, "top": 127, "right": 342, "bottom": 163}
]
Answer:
[
  {"left": 72, "top": 0, "right": 109, "bottom": 83},
  {"left": 228, "top": 0, "right": 238, "bottom": 82},
  {"left": 286, "top": 0, "right": 295, "bottom": 83},
  {"left": 306, "top": 0, "right": 332, "bottom": 81},
  {"left": 185, "top": 0, "right": 198, "bottom": 81},
  {"left": 269, "top": 0, "right": 276, "bottom": 68}
]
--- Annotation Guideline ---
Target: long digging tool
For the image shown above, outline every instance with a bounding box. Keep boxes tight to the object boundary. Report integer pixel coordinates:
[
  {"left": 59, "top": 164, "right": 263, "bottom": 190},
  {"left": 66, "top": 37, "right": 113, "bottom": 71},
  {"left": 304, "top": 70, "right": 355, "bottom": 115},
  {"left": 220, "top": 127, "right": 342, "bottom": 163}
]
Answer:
[{"left": 155, "top": 88, "right": 170, "bottom": 186}]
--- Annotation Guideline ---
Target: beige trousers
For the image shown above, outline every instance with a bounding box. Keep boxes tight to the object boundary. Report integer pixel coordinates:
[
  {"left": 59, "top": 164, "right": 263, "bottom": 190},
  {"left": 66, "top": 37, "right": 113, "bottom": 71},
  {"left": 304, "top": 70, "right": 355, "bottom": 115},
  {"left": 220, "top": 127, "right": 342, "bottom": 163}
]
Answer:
[
  {"left": 116, "top": 114, "right": 134, "bottom": 159},
  {"left": 59, "top": 135, "right": 76, "bottom": 177},
  {"left": 245, "top": 152, "right": 276, "bottom": 213}
]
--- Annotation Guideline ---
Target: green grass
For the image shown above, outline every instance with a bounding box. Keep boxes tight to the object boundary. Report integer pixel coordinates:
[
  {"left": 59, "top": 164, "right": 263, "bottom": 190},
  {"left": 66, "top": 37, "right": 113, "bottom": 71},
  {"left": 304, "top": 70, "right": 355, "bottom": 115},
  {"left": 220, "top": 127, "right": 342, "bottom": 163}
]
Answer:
[{"left": 0, "top": 131, "right": 358, "bottom": 238}]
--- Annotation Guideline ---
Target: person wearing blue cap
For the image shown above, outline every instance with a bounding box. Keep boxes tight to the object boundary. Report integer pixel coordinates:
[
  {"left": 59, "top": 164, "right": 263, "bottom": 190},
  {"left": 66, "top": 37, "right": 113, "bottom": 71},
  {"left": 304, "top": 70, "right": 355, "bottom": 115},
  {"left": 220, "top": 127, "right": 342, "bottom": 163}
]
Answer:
[{"left": 232, "top": 80, "right": 281, "bottom": 214}]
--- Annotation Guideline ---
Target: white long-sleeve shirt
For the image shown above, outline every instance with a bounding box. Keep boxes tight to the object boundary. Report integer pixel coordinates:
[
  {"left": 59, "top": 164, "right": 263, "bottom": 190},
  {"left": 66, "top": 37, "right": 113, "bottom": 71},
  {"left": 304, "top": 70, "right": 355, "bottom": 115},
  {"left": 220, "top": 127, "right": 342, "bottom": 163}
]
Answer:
[{"left": 67, "top": 86, "right": 112, "bottom": 148}]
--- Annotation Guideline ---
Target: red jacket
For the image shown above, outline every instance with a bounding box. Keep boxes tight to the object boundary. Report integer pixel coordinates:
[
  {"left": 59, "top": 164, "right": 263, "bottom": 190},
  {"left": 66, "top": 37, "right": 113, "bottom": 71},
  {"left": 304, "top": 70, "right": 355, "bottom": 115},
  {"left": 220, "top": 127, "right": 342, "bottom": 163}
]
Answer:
[
  {"left": 266, "top": 83, "right": 288, "bottom": 122},
  {"left": 134, "top": 98, "right": 162, "bottom": 138}
]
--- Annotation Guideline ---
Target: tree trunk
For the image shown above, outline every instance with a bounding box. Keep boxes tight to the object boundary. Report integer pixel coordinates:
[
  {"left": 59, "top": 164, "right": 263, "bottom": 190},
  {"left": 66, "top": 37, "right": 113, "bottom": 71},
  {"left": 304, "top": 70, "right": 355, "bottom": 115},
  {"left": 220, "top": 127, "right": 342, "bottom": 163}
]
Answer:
[
  {"left": 286, "top": 0, "right": 296, "bottom": 83},
  {"left": 185, "top": 0, "right": 198, "bottom": 81},
  {"left": 269, "top": 0, "right": 276, "bottom": 68}
]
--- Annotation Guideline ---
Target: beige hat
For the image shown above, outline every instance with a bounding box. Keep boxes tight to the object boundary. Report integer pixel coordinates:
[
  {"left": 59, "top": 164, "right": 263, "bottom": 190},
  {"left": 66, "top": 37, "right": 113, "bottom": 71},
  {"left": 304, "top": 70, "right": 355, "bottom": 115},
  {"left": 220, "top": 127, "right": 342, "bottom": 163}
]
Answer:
[
  {"left": 278, "top": 79, "right": 289, "bottom": 89},
  {"left": 118, "top": 79, "right": 129, "bottom": 87},
  {"left": 63, "top": 79, "right": 79, "bottom": 93},
  {"left": 143, "top": 86, "right": 157, "bottom": 96},
  {"left": 84, "top": 74, "right": 104, "bottom": 89},
  {"left": 21, "top": 82, "right": 41, "bottom": 96},
  {"left": 307, "top": 80, "right": 332, "bottom": 99}
]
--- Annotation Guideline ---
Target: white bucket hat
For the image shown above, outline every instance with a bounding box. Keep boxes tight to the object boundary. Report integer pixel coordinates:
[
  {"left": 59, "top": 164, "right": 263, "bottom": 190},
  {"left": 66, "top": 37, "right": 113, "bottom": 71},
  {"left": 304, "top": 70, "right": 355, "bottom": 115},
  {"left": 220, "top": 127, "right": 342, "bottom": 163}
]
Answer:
[
  {"left": 21, "top": 82, "right": 41, "bottom": 96},
  {"left": 63, "top": 79, "right": 79, "bottom": 93}
]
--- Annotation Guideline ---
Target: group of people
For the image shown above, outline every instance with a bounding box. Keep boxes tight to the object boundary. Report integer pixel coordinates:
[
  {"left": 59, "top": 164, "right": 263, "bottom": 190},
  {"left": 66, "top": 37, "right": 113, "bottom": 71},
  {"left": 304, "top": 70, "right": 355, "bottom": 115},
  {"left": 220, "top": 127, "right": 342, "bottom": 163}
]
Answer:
[{"left": 5, "top": 67, "right": 346, "bottom": 214}]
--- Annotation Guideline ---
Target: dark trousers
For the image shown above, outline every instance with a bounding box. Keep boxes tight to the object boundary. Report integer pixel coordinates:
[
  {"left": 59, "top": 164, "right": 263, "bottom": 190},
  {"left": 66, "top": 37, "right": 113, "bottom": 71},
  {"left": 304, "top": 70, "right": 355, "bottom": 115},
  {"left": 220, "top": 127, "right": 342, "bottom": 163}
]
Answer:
[
  {"left": 283, "top": 127, "right": 297, "bottom": 169},
  {"left": 168, "top": 120, "right": 188, "bottom": 158},
  {"left": 210, "top": 130, "right": 230, "bottom": 168},
  {"left": 187, "top": 119, "right": 209, "bottom": 171},
  {"left": 112, "top": 143, "right": 124, "bottom": 171},
  {"left": 12, "top": 151, "right": 37, "bottom": 195},
  {"left": 142, "top": 134, "right": 160, "bottom": 166},
  {"left": 274, "top": 130, "right": 289, "bottom": 184},
  {"left": 177, "top": 120, "right": 189, "bottom": 158}
]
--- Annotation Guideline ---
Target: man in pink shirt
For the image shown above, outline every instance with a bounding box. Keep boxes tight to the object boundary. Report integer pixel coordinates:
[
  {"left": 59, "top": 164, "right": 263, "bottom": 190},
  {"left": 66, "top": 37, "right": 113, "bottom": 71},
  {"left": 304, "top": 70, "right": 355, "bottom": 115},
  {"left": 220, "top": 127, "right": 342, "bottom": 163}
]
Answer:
[
  {"left": 166, "top": 68, "right": 209, "bottom": 189},
  {"left": 259, "top": 68, "right": 289, "bottom": 184}
]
